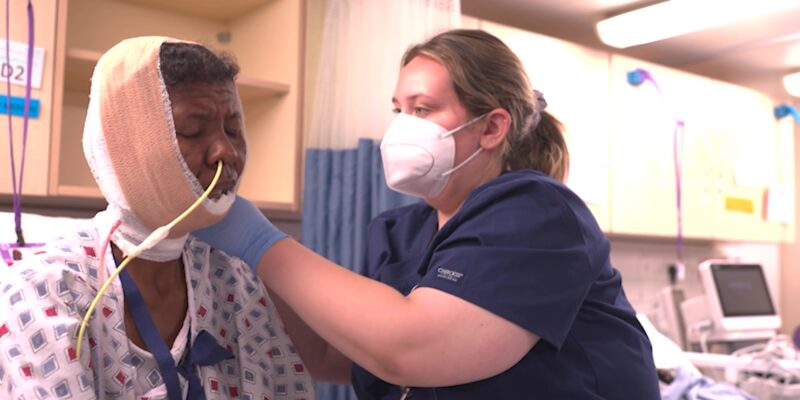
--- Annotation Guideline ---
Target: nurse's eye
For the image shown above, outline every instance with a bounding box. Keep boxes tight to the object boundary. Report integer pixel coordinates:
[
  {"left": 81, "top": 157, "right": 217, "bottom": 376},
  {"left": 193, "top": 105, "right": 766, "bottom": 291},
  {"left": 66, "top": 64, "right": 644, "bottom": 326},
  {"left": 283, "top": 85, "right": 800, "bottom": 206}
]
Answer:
[
  {"left": 413, "top": 107, "right": 429, "bottom": 117},
  {"left": 391, "top": 107, "right": 400, "bottom": 114}
]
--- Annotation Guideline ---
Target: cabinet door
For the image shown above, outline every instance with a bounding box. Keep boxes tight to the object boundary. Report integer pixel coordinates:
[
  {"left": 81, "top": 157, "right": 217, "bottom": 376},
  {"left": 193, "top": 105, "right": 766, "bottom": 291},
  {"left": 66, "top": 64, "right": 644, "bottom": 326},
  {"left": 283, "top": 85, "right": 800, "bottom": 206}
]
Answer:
[
  {"left": 776, "top": 117, "right": 795, "bottom": 243},
  {"left": 52, "top": 0, "right": 303, "bottom": 211},
  {"left": 711, "top": 82, "right": 794, "bottom": 242},
  {"left": 609, "top": 55, "right": 716, "bottom": 238},
  {"left": 483, "top": 21, "right": 611, "bottom": 231},
  {"left": 226, "top": 0, "right": 303, "bottom": 211},
  {"left": 0, "top": 0, "right": 58, "bottom": 197}
]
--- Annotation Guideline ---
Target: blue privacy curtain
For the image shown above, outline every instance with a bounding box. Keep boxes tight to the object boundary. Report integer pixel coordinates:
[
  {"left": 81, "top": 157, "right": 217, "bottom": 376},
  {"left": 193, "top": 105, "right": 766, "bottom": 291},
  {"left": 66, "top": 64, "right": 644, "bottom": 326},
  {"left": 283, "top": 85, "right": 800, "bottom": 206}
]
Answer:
[
  {"left": 302, "top": 138, "right": 416, "bottom": 276},
  {"left": 300, "top": 1, "right": 461, "bottom": 398},
  {"left": 302, "top": 143, "right": 416, "bottom": 400}
]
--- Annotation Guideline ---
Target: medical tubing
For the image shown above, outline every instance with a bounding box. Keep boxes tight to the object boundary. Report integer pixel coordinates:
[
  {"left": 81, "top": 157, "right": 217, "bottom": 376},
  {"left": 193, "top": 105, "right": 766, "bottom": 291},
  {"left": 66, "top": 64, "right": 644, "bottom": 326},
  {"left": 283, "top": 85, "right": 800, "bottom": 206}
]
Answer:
[
  {"left": 775, "top": 103, "right": 800, "bottom": 125},
  {"left": 789, "top": 105, "right": 800, "bottom": 124},
  {"left": 94, "top": 218, "right": 120, "bottom": 398},
  {"left": 75, "top": 160, "right": 224, "bottom": 358},
  {"left": 674, "top": 121, "right": 684, "bottom": 262},
  {"left": 628, "top": 68, "right": 685, "bottom": 267}
]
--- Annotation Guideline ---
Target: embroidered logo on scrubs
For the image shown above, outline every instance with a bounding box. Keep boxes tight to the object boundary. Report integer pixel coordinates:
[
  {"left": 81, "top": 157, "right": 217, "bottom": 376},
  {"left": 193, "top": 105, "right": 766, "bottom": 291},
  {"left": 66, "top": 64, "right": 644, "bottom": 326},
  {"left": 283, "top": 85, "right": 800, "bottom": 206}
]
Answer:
[{"left": 436, "top": 267, "right": 464, "bottom": 284}]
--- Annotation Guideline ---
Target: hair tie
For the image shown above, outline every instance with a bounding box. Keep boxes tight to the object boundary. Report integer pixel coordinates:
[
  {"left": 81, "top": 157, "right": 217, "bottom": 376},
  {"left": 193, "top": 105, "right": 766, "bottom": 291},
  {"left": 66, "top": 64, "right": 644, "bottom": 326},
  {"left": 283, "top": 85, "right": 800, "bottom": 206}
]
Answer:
[
  {"left": 534, "top": 89, "right": 547, "bottom": 113},
  {"left": 523, "top": 90, "right": 547, "bottom": 132}
]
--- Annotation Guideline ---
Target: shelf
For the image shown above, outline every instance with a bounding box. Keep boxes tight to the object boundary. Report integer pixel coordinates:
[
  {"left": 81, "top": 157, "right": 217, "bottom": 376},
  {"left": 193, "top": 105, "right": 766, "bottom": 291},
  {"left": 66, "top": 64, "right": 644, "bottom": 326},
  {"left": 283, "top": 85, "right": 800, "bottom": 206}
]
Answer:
[
  {"left": 52, "top": 0, "right": 303, "bottom": 213},
  {"left": 55, "top": 184, "right": 102, "bottom": 198},
  {"left": 237, "top": 76, "right": 290, "bottom": 101},
  {"left": 63, "top": 47, "right": 289, "bottom": 100},
  {"left": 63, "top": 48, "right": 102, "bottom": 92}
]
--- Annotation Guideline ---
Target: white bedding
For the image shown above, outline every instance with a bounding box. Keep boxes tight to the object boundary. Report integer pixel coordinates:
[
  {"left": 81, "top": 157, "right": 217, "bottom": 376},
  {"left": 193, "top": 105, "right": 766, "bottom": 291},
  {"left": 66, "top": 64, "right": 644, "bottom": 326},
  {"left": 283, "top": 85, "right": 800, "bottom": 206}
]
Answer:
[{"left": 0, "top": 211, "right": 89, "bottom": 244}]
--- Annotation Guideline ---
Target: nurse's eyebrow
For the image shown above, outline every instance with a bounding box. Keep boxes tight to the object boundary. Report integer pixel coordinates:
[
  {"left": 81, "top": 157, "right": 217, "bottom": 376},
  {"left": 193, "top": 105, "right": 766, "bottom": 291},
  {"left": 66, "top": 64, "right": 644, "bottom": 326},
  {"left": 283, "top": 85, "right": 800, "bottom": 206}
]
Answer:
[{"left": 391, "top": 93, "right": 432, "bottom": 104}]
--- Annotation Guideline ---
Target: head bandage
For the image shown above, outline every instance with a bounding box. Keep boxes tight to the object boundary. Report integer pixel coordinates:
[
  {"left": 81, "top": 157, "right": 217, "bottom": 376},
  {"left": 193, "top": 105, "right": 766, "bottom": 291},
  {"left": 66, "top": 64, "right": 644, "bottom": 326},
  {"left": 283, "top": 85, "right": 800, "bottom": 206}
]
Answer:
[{"left": 83, "top": 36, "right": 238, "bottom": 261}]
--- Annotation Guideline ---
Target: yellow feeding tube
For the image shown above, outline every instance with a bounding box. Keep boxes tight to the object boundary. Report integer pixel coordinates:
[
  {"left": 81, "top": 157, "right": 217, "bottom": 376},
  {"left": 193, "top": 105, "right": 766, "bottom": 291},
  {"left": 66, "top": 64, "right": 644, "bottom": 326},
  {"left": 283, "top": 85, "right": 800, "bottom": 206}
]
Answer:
[{"left": 76, "top": 160, "right": 224, "bottom": 357}]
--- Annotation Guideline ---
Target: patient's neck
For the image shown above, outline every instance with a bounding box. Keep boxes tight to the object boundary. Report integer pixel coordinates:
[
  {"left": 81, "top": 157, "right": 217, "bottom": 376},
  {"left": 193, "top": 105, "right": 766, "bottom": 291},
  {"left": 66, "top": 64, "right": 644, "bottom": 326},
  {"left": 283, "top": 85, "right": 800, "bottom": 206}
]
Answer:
[
  {"left": 111, "top": 244, "right": 185, "bottom": 297},
  {"left": 112, "top": 243, "right": 189, "bottom": 349}
]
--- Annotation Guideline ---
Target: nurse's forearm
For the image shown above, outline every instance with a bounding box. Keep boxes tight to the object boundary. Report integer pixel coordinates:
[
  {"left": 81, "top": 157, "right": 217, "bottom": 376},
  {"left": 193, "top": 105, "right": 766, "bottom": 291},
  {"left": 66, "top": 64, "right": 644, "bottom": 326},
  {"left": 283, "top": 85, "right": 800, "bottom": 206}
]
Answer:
[
  {"left": 269, "top": 291, "right": 353, "bottom": 384},
  {"left": 255, "top": 238, "right": 429, "bottom": 385}
]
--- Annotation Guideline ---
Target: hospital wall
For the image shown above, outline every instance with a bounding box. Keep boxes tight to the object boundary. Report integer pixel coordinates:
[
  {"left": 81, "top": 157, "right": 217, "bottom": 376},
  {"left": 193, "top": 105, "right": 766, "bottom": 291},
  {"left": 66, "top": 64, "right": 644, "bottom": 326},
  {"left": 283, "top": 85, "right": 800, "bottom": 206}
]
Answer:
[
  {"left": 1, "top": 0, "right": 798, "bottom": 340},
  {"left": 452, "top": 15, "right": 797, "bottom": 336}
]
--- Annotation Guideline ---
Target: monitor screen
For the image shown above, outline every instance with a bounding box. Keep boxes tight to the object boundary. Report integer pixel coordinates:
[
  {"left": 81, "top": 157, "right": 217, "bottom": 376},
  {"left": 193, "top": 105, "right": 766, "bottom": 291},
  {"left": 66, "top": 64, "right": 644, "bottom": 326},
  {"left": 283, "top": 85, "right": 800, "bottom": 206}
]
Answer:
[{"left": 711, "top": 263, "right": 775, "bottom": 317}]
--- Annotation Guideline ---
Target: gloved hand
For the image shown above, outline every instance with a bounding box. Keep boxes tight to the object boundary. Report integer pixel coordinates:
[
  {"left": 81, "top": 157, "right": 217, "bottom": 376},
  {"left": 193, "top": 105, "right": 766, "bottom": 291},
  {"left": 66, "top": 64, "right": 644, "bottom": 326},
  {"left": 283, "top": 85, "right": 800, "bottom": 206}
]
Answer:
[{"left": 193, "top": 195, "right": 287, "bottom": 270}]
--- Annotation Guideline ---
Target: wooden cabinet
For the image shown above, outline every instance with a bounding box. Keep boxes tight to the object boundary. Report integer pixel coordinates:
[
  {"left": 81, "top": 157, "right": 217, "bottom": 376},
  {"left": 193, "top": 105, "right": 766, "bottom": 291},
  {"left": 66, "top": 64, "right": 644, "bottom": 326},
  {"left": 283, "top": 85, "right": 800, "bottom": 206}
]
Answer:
[
  {"left": 609, "top": 55, "right": 717, "bottom": 239},
  {"left": 480, "top": 21, "right": 612, "bottom": 231},
  {"left": 609, "top": 54, "right": 794, "bottom": 242},
  {"left": 709, "top": 81, "right": 795, "bottom": 242},
  {"left": 8, "top": 0, "right": 304, "bottom": 212},
  {"left": 462, "top": 20, "right": 794, "bottom": 242},
  {"left": 0, "top": 0, "right": 59, "bottom": 197}
]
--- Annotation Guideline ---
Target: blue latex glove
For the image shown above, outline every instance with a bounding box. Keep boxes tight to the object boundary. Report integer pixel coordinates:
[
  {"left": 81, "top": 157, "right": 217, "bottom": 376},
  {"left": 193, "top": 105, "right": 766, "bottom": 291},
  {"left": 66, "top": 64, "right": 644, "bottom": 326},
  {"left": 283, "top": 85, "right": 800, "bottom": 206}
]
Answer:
[{"left": 193, "top": 196, "right": 287, "bottom": 270}]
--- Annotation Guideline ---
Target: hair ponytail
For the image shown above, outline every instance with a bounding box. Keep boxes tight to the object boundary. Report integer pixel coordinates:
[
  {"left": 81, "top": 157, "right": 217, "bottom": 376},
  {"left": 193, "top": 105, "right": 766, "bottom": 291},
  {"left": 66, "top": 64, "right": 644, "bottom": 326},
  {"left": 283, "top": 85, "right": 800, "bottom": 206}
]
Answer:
[{"left": 505, "top": 110, "right": 569, "bottom": 182}]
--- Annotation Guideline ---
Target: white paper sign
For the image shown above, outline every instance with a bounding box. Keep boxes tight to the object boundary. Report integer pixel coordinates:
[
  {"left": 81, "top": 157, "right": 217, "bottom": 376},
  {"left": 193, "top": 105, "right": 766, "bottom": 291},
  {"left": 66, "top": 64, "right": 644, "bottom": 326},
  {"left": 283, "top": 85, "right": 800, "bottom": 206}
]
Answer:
[
  {"left": 0, "top": 39, "right": 45, "bottom": 89},
  {"left": 765, "top": 185, "right": 793, "bottom": 225}
]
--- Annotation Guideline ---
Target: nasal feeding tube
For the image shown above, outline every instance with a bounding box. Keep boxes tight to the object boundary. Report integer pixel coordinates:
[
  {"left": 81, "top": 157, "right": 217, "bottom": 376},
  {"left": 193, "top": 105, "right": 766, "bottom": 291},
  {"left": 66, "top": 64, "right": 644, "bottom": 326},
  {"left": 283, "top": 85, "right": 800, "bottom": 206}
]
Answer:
[{"left": 75, "top": 160, "right": 225, "bottom": 357}]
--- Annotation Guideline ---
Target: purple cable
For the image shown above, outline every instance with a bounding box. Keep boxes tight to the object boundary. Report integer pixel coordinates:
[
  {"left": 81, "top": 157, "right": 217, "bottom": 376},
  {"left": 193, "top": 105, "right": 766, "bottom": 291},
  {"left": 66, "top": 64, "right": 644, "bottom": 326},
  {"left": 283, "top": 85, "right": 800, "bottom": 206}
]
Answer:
[
  {"left": 636, "top": 69, "right": 685, "bottom": 264},
  {"left": 5, "top": 0, "right": 18, "bottom": 233},
  {"left": 4, "top": 0, "right": 34, "bottom": 245},
  {"left": 674, "top": 121, "right": 684, "bottom": 262},
  {"left": 17, "top": 0, "right": 34, "bottom": 239},
  {"left": 794, "top": 326, "right": 800, "bottom": 349}
]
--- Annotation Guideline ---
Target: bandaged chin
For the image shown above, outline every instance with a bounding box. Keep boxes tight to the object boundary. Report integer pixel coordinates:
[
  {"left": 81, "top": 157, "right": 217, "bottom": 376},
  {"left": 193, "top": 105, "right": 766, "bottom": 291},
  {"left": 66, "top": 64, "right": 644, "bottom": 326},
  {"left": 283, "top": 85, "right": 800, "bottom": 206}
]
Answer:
[{"left": 83, "top": 36, "right": 238, "bottom": 260}]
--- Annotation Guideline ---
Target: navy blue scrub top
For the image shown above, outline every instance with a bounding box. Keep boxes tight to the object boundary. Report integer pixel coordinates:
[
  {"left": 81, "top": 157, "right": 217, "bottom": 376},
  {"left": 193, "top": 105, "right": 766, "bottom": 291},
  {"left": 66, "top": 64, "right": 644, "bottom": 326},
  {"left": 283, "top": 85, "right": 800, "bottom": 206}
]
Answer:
[{"left": 352, "top": 169, "right": 660, "bottom": 399}]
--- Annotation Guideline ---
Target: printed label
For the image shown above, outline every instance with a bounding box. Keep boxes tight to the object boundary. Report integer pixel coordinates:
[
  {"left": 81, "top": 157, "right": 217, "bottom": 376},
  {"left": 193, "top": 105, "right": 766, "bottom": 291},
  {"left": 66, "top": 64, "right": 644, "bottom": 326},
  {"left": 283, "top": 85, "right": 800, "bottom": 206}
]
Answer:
[{"left": 436, "top": 267, "right": 464, "bottom": 284}]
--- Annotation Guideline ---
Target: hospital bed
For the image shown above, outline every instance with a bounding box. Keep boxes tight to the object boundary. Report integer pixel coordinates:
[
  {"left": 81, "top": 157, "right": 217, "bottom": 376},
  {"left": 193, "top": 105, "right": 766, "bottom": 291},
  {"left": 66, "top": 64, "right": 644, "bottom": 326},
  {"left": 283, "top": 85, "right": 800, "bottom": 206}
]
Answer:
[
  {"left": 0, "top": 210, "right": 88, "bottom": 265},
  {"left": 643, "top": 260, "right": 800, "bottom": 399}
]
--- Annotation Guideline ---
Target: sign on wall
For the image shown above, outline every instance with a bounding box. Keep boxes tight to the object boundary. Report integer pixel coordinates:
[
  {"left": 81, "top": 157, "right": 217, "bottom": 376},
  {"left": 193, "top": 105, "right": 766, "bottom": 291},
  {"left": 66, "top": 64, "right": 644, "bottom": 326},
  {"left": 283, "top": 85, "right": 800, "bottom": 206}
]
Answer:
[{"left": 0, "top": 39, "right": 45, "bottom": 89}]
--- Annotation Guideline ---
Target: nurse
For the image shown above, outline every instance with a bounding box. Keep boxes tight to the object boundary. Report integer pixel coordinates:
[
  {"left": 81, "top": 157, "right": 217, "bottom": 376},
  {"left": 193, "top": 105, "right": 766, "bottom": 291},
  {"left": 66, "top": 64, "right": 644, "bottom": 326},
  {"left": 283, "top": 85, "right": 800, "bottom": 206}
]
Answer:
[{"left": 198, "top": 29, "right": 660, "bottom": 398}]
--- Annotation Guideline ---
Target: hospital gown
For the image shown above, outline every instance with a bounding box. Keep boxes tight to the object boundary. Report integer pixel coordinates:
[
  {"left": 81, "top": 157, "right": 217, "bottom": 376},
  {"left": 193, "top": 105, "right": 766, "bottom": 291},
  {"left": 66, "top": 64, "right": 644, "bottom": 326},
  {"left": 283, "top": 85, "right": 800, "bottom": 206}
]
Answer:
[{"left": 0, "top": 216, "right": 314, "bottom": 399}]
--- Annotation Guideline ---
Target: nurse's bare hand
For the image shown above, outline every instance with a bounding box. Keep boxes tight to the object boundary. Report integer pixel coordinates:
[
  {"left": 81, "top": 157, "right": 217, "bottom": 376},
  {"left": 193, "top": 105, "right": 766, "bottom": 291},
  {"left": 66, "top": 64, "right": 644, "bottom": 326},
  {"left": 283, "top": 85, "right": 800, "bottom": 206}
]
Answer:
[{"left": 192, "top": 195, "right": 287, "bottom": 270}]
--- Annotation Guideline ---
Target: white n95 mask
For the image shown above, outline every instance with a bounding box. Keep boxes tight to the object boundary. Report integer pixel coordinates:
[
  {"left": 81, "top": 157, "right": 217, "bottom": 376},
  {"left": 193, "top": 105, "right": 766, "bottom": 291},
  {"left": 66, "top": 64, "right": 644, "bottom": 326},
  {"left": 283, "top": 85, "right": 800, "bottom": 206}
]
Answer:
[{"left": 380, "top": 113, "right": 485, "bottom": 199}]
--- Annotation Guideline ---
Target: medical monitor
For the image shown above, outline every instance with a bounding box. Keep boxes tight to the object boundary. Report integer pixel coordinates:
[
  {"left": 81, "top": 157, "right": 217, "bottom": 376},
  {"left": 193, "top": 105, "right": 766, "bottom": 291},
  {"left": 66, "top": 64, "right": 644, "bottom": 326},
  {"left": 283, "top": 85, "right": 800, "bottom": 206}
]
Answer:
[{"left": 698, "top": 260, "right": 780, "bottom": 334}]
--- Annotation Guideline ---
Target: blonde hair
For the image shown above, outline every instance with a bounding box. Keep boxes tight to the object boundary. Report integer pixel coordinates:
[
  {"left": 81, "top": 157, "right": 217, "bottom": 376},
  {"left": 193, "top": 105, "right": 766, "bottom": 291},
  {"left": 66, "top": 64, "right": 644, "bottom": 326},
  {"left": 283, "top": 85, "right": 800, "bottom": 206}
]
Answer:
[{"left": 401, "top": 29, "right": 569, "bottom": 182}]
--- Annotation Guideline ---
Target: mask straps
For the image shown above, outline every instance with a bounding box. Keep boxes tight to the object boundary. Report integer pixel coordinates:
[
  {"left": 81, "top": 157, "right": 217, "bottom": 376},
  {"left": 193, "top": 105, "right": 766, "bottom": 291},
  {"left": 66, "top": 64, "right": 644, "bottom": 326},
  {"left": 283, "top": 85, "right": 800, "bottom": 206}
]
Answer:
[
  {"left": 440, "top": 113, "right": 488, "bottom": 138},
  {"left": 441, "top": 147, "right": 482, "bottom": 177},
  {"left": 440, "top": 112, "right": 488, "bottom": 177}
]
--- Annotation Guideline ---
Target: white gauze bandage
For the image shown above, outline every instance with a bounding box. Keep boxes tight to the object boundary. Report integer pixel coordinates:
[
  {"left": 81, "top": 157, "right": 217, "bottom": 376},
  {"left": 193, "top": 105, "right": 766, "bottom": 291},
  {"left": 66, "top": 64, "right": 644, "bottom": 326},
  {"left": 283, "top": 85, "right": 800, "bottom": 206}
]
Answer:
[{"left": 83, "top": 36, "right": 237, "bottom": 261}]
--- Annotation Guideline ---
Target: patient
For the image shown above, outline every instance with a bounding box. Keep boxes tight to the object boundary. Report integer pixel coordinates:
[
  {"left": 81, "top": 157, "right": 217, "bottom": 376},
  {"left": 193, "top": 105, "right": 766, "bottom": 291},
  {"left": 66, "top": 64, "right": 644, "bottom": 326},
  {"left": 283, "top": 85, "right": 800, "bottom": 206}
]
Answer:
[{"left": 0, "top": 37, "right": 313, "bottom": 399}]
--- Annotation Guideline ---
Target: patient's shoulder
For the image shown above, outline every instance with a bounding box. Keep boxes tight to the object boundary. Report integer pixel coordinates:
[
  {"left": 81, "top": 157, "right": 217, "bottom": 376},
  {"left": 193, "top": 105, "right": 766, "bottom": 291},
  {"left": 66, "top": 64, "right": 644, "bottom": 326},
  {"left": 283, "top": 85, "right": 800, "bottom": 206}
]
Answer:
[{"left": 0, "top": 223, "right": 105, "bottom": 307}]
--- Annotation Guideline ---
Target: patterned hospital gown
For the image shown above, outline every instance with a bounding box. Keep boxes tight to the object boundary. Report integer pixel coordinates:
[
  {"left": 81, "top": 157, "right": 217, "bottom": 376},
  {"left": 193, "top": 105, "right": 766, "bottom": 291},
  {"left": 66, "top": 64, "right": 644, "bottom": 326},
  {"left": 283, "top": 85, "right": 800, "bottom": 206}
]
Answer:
[{"left": 0, "top": 219, "right": 314, "bottom": 399}]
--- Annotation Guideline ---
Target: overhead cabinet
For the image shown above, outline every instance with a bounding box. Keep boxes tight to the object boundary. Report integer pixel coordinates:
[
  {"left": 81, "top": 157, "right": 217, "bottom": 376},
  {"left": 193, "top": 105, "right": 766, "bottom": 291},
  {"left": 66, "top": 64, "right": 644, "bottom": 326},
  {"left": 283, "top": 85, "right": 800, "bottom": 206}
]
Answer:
[
  {"left": 466, "top": 18, "right": 795, "bottom": 243},
  {"left": 608, "top": 55, "right": 794, "bottom": 242},
  {"left": 1, "top": 0, "right": 305, "bottom": 212},
  {"left": 482, "top": 21, "right": 612, "bottom": 231}
]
